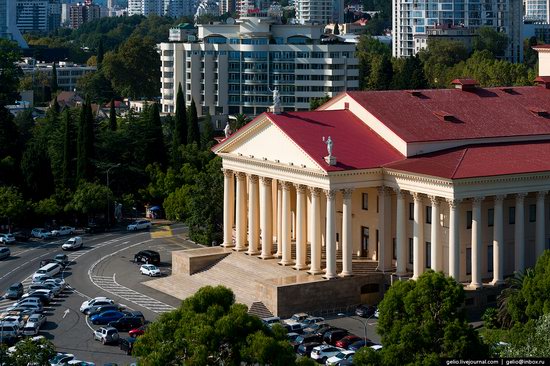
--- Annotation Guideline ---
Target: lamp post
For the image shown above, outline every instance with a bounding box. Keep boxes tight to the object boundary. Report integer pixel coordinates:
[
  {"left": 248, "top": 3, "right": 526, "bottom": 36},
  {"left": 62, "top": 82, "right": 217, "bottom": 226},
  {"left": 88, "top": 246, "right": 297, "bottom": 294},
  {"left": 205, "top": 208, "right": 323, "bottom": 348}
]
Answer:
[
  {"left": 337, "top": 312, "right": 374, "bottom": 345},
  {"left": 106, "top": 163, "right": 120, "bottom": 227}
]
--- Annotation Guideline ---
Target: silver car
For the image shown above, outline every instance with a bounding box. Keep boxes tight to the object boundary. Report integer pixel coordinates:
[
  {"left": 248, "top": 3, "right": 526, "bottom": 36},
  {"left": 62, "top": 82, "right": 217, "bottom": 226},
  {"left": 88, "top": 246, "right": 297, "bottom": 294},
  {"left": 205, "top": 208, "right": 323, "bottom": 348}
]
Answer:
[{"left": 93, "top": 326, "right": 120, "bottom": 345}]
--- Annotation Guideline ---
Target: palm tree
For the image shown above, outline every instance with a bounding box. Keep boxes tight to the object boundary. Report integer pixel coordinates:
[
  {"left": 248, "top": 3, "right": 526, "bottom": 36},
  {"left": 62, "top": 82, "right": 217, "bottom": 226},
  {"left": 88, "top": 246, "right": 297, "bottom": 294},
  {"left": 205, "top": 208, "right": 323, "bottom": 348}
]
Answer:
[{"left": 497, "top": 268, "right": 535, "bottom": 328}]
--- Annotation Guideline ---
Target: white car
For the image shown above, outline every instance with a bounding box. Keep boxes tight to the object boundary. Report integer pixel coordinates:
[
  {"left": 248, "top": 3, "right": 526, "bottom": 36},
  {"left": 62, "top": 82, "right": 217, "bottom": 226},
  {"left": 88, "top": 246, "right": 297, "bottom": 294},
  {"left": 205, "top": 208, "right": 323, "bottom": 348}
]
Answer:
[
  {"left": 140, "top": 264, "right": 161, "bottom": 277},
  {"left": 31, "top": 228, "right": 51, "bottom": 239},
  {"left": 22, "top": 321, "right": 40, "bottom": 336},
  {"left": 0, "top": 233, "right": 16, "bottom": 244},
  {"left": 311, "top": 345, "right": 345, "bottom": 364},
  {"left": 127, "top": 220, "right": 152, "bottom": 231},
  {"left": 62, "top": 236, "right": 83, "bottom": 250},
  {"left": 49, "top": 353, "right": 75, "bottom": 366},
  {"left": 43, "top": 278, "right": 66, "bottom": 290},
  {"left": 27, "top": 313, "right": 46, "bottom": 328},
  {"left": 67, "top": 360, "right": 95, "bottom": 365},
  {"left": 1, "top": 315, "right": 25, "bottom": 329},
  {"left": 51, "top": 226, "right": 75, "bottom": 236},
  {"left": 80, "top": 297, "right": 114, "bottom": 313},
  {"left": 326, "top": 350, "right": 355, "bottom": 365},
  {"left": 22, "top": 289, "right": 54, "bottom": 302}
]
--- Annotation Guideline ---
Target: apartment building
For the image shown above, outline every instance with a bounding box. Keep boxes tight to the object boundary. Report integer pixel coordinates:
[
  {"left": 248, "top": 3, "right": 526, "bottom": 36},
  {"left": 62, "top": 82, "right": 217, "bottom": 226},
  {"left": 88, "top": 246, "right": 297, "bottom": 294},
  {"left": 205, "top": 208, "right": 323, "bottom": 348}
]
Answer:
[
  {"left": 16, "top": 0, "right": 49, "bottom": 33},
  {"left": 0, "top": 0, "right": 27, "bottom": 47},
  {"left": 525, "top": 0, "right": 549, "bottom": 22},
  {"left": 19, "top": 59, "right": 96, "bottom": 92},
  {"left": 392, "top": 0, "right": 523, "bottom": 62},
  {"left": 69, "top": 2, "right": 101, "bottom": 29},
  {"left": 295, "top": 0, "right": 344, "bottom": 24},
  {"left": 158, "top": 16, "right": 359, "bottom": 117}
]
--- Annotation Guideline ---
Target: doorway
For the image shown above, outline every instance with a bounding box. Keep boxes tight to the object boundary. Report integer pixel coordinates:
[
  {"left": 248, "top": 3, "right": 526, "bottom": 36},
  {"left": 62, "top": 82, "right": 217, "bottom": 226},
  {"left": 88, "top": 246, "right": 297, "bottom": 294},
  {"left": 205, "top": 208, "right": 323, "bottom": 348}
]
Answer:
[{"left": 361, "top": 226, "right": 369, "bottom": 257}]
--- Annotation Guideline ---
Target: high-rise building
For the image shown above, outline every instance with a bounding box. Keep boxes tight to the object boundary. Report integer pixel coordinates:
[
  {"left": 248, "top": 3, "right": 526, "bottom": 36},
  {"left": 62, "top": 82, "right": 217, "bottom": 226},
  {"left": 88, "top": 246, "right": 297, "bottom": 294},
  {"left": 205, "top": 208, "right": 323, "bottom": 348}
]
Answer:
[
  {"left": 49, "top": 0, "right": 62, "bottom": 31},
  {"left": 16, "top": 0, "right": 49, "bottom": 33},
  {"left": 392, "top": 0, "right": 523, "bottom": 62},
  {"left": 525, "top": 0, "right": 550, "bottom": 22},
  {"left": 219, "top": 0, "right": 235, "bottom": 14},
  {"left": 0, "top": 0, "right": 27, "bottom": 47},
  {"left": 159, "top": 17, "right": 359, "bottom": 116},
  {"left": 295, "top": 0, "right": 343, "bottom": 24},
  {"left": 128, "top": 0, "right": 162, "bottom": 16},
  {"left": 69, "top": 1, "right": 101, "bottom": 29}
]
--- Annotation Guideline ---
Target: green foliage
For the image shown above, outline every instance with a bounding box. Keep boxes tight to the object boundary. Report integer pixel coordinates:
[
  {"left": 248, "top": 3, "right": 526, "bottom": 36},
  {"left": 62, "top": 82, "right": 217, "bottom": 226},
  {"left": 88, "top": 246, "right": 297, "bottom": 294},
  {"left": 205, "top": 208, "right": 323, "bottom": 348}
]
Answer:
[
  {"left": 232, "top": 113, "right": 251, "bottom": 131},
  {"left": 51, "top": 63, "right": 58, "bottom": 93},
  {"left": 0, "top": 186, "right": 26, "bottom": 222},
  {"left": 354, "top": 346, "right": 382, "bottom": 366},
  {"left": 68, "top": 181, "right": 113, "bottom": 215},
  {"left": 356, "top": 36, "right": 391, "bottom": 90},
  {"left": 502, "top": 314, "right": 550, "bottom": 357},
  {"left": 367, "top": 53, "right": 393, "bottom": 90},
  {"left": 369, "top": 271, "right": 488, "bottom": 366},
  {"left": 200, "top": 113, "right": 215, "bottom": 150},
  {"left": 172, "top": 83, "right": 187, "bottom": 166},
  {"left": 418, "top": 39, "right": 469, "bottom": 88},
  {"left": 34, "top": 196, "right": 61, "bottom": 217},
  {"left": 392, "top": 55, "right": 427, "bottom": 90},
  {"left": 61, "top": 108, "right": 75, "bottom": 189},
  {"left": 76, "top": 70, "right": 116, "bottom": 103},
  {"left": 0, "top": 39, "right": 23, "bottom": 107},
  {"left": 109, "top": 99, "right": 117, "bottom": 131},
  {"left": 524, "top": 36, "right": 539, "bottom": 69},
  {"left": 187, "top": 99, "right": 201, "bottom": 147},
  {"left": 482, "top": 307, "right": 500, "bottom": 329},
  {"left": 5, "top": 337, "right": 56, "bottom": 366},
  {"left": 134, "top": 285, "right": 296, "bottom": 366},
  {"left": 309, "top": 95, "right": 331, "bottom": 110},
  {"left": 76, "top": 98, "right": 95, "bottom": 182},
  {"left": 473, "top": 27, "right": 509, "bottom": 58}
]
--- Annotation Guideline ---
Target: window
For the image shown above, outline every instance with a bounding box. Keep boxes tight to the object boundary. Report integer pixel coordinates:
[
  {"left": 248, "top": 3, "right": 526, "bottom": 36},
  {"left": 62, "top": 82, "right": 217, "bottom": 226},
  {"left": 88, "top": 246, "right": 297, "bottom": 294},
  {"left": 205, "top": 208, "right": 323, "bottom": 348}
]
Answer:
[
  {"left": 466, "top": 248, "right": 472, "bottom": 275},
  {"left": 393, "top": 238, "right": 396, "bottom": 260},
  {"left": 529, "top": 204, "right": 536, "bottom": 222},
  {"left": 409, "top": 238, "right": 413, "bottom": 264},
  {"left": 509, "top": 206, "right": 516, "bottom": 224},
  {"left": 409, "top": 203, "right": 414, "bottom": 220},
  {"left": 362, "top": 193, "right": 368, "bottom": 210},
  {"left": 425, "top": 242, "right": 431, "bottom": 268},
  {"left": 426, "top": 206, "right": 432, "bottom": 224},
  {"left": 488, "top": 208, "right": 494, "bottom": 227},
  {"left": 376, "top": 196, "right": 379, "bottom": 213},
  {"left": 488, "top": 245, "right": 494, "bottom": 272},
  {"left": 466, "top": 211, "right": 472, "bottom": 229}
]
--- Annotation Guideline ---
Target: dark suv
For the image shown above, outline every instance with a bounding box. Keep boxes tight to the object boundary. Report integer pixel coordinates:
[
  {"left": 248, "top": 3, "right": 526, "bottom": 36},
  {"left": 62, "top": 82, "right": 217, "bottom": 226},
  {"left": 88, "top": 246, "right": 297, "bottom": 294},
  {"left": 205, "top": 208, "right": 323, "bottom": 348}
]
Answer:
[
  {"left": 133, "top": 250, "right": 160, "bottom": 265},
  {"left": 5, "top": 282, "right": 23, "bottom": 299},
  {"left": 323, "top": 328, "right": 349, "bottom": 345},
  {"left": 109, "top": 315, "right": 144, "bottom": 332}
]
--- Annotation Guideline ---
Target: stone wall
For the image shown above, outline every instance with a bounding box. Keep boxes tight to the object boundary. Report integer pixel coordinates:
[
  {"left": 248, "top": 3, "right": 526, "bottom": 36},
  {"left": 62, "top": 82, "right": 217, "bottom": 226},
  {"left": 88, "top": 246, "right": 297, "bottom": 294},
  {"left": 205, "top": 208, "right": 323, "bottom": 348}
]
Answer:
[{"left": 172, "top": 248, "right": 230, "bottom": 275}]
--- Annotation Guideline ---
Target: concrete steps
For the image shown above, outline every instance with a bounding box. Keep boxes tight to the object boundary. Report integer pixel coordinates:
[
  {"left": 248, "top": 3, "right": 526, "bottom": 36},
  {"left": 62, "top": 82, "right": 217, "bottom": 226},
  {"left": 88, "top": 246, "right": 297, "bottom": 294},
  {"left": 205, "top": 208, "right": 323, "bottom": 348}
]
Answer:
[{"left": 248, "top": 301, "right": 274, "bottom": 318}]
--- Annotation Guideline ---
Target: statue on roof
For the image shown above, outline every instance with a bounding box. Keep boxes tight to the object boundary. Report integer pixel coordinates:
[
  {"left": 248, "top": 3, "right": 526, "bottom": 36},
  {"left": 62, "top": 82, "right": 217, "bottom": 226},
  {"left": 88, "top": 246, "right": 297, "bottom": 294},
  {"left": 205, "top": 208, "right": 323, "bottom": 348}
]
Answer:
[
  {"left": 268, "top": 86, "right": 281, "bottom": 108},
  {"left": 323, "top": 136, "right": 333, "bottom": 157},
  {"left": 224, "top": 121, "right": 232, "bottom": 138}
]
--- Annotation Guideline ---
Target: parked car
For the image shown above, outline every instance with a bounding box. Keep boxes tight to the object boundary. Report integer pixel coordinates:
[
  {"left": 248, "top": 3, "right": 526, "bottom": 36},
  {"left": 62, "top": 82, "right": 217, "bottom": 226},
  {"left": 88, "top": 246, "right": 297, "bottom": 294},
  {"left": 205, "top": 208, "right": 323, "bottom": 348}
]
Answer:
[
  {"left": 348, "top": 339, "right": 376, "bottom": 351},
  {"left": 67, "top": 360, "right": 96, "bottom": 365},
  {"left": 124, "top": 311, "right": 145, "bottom": 323},
  {"left": 291, "top": 333, "right": 323, "bottom": 351},
  {"left": 89, "top": 310, "right": 126, "bottom": 325},
  {"left": 119, "top": 337, "right": 136, "bottom": 355},
  {"left": 286, "top": 332, "right": 301, "bottom": 343},
  {"left": 80, "top": 297, "right": 114, "bottom": 313},
  {"left": 5, "top": 283, "right": 23, "bottom": 299},
  {"left": 53, "top": 254, "right": 69, "bottom": 267},
  {"left": 127, "top": 220, "right": 151, "bottom": 231},
  {"left": 88, "top": 304, "right": 122, "bottom": 317},
  {"left": 39, "top": 259, "right": 58, "bottom": 268},
  {"left": 284, "top": 312, "right": 309, "bottom": 324},
  {"left": 42, "top": 278, "right": 66, "bottom": 289},
  {"left": 13, "top": 297, "right": 42, "bottom": 308},
  {"left": 0, "top": 247, "right": 10, "bottom": 260},
  {"left": 22, "top": 290, "right": 53, "bottom": 304},
  {"left": 30, "top": 282, "right": 62, "bottom": 296},
  {"left": 62, "top": 236, "right": 83, "bottom": 250},
  {"left": 140, "top": 264, "right": 161, "bottom": 277},
  {"left": 300, "top": 316, "right": 325, "bottom": 328},
  {"left": 326, "top": 350, "right": 355, "bottom": 366},
  {"left": 0, "top": 324, "right": 20, "bottom": 340},
  {"left": 261, "top": 316, "right": 281, "bottom": 327},
  {"left": 50, "top": 226, "right": 75, "bottom": 236},
  {"left": 133, "top": 250, "right": 160, "bottom": 265},
  {"left": 335, "top": 335, "right": 362, "bottom": 349},
  {"left": 32, "top": 263, "right": 62, "bottom": 281},
  {"left": 27, "top": 313, "right": 46, "bottom": 328},
  {"left": 323, "top": 329, "right": 349, "bottom": 346},
  {"left": 297, "top": 341, "right": 322, "bottom": 357},
  {"left": 1, "top": 315, "right": 25, "bottom": 329},
  {"left": 93, "top": 326, "right": 120, "bottom": 345},
  {"left": 0, "top": 233, "right": 16, "bottom": 244},
  {"left": 12, "top": 231, "right": 30, "bottom": 242},
  {"left": 283, "top": 322, "right": 304, "bottom": 334},
  {"left": 310, "top": 345, "right": 344, "bottom": 364},
  {"left": 22, "top": 321, "right": 40, "bottom": 336},
  {"left": 108, "top": 316, "right": 144, "bottom": 332},
  {"left": 355, "top": 304, "right": 376, "bottom": 318},
  {"left": 85, "top": 223, "right": 106, "bottom": 234},
  {"left": 303, "top": 322, "right": 332, "bottom": 335},
  {"left": 49, "top": 353, "right": 75, "bottom": 366},
  {"left": 128, "top": 324, "right": 148, "bottom": 338},
  {"left": 31, "top": 228, "right": 51, "bottom": 239}
]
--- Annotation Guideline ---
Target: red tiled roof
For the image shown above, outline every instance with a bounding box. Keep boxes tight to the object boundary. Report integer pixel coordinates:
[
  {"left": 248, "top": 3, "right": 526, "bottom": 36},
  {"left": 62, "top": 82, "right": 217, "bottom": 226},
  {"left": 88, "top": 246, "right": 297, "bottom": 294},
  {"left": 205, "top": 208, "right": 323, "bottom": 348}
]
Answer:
[
  {"left": 266, "top": 110, "right": 404, "bottom": 172},
  {"left": 345, "top": 86, "right": 550, "bottom": 143},
  {"left": 451, "top": 78, "right": 478, "bottom": 86},
  {"left": 533, "top": 44, "right": 550, "bottom": 50},
  {"left": 384, "top": 140, "right": 550, "bottom": 179}
]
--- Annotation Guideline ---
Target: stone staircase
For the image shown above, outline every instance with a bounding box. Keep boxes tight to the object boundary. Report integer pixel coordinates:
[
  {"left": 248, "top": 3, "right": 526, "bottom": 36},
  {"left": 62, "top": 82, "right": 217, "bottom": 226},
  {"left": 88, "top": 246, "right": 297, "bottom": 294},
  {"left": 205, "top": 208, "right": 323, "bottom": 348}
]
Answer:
[{"left": 248, "top": 301, "right": 274, "bottom": 318}]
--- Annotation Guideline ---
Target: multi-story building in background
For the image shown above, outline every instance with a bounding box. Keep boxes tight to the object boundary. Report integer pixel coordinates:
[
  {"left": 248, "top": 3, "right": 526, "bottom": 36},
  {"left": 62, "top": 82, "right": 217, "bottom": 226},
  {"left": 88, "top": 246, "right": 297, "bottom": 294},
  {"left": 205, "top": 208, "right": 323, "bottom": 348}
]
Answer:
[
  {"left": 295, "top": 0, "right": 344, "bottom": 24},
  {"left": 69, "top": 0, "right": 101, "bottom": 29},
  {"left": 16, "top": 0, "right": 49, "bottom": 33},
  {"left": 392, "top": 0, "right": 523, "bottom": 62},
  {"left": 18, "top": 58, "right": 96, "bottom": 92},
  {"left": 524, "top": 0, "right": 549, "bottom": 22},
  {"left": 219, "top": 0, "right": 235, "bottom": 14},
  {"left": 48, "top": 0, "right": 62, "bottom": 31},
  {"left": 159, "top": 16, "right": 359, "bottom": 117},
  {"left": 128, "top": 0, "right": 194, "bottom": 17},
  {"left": 0, "top": 0, "right": 28, "bottom": 47}
]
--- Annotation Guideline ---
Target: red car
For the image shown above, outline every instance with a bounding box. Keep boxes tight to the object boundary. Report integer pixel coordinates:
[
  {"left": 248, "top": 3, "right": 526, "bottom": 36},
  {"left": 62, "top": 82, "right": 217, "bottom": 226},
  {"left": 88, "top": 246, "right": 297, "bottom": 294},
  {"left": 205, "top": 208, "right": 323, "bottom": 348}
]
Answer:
[
  {"left": 128, "top": 324, "right": 148, "bottom": 338},
  {"left": 335, "top": 335, "right": 362, "bottom": 349}
]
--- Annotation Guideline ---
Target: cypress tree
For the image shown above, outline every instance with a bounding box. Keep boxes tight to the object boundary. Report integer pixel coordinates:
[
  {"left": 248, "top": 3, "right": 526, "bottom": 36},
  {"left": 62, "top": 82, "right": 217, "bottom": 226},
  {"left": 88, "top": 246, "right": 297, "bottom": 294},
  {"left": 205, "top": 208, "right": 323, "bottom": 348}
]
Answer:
[
  {"left": 52, "top": 96, "right": 60, "bottom": 114},
  {"left": 85, "top": 99, "right": 95, "bottom": 179},
  {"left": 333, "top": 21, "right": 340, "bottom": 35},
  {"left": 61, "top": 108, "right": 73, "bottom": 189},
  {"left": 172, "top": 83, "right": 187, "bottom": 166},
  {"left": 97, "top": 38, "right": 104, "bottom": 68},
  {"left": 187, "top": 98, "right": 200, "bottom": 147},
  {"left": 200, "top": 112, "right": 214, "bottom": 150},
  {"left": 109, "top": 99, "right": 117, "bottom": 131},
  {"left": 149, "top": 103, "right": 166, "bottom": 167},
  {"left": 76, "top": 102, "right": 86, "bottom": 183},
  {"left": 51, "top": 63, "right": 58, "bottom": 93}
]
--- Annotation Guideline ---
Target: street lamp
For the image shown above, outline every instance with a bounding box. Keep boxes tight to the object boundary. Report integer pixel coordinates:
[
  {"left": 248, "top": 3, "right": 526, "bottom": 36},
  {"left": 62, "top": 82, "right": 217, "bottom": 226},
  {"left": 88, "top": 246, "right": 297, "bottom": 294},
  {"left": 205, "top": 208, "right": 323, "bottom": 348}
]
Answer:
[
  {"left": 337, "top": 312, "right": 374, "bottom": 345},
  {"left": 106, "top": 163, "right": 120, "bottom": 227}
]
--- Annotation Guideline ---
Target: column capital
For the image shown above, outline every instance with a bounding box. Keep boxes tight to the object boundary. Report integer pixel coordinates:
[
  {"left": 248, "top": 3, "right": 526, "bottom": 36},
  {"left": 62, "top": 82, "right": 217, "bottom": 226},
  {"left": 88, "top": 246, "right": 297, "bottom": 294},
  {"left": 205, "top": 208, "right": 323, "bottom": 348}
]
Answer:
[
  {"left": 235, "top": 171, "right": 246, "bottom": 180},
  {"left": 293, "top": 184, "right": 307, "bottom": 193},
  {"left": 309, "top": 186, "right": 321, "bottom": 197},
  {"left": 222, "top": 169, "right": 233, "bottom": 177},
  {"left": 412, "top": 192, "right": 423, "bottom": 202},
  {"left": 247, "top": 174, "right": 259, "bottom": 184},
  {"left": 446, "top": 198, "right": 462, "bottom": 208},
  {"left": 280, "top": 181, "right": 292, "bottom": 191},
  {"left": 377, "top": 186, "right": 387, "bottom": 196},
  {"left": 538, "top": 191, "right": 548, "bottom": 199},
  {"left": 472, "top": 196, "right": 485, "bottom": 206},
  {"left": 494, "top": 194, "right": 506, "bottom": 203},
  {"left": 428, "top": 195, "right": 441, "bottom": 206},
  {"left": 324, "top": 189, "right": 337, "bottom": 200},
  {"left": 342, "top": 188, "right": 353, "bottom": 199},
  {"left": 516, "top": 192, "right": 527, "bottom": 201},
  {"left": 394, "top": 188, "right": 407, "bottom": 199},
  {"left": 259, "top": 176, "right": 272, "bottom": 186}
]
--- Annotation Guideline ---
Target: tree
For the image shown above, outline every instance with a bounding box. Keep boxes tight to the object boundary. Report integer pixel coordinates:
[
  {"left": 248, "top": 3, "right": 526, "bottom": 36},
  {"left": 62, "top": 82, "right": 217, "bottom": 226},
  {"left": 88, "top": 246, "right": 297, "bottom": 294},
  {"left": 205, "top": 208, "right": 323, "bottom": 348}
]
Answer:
[
  {"left": 309, "top": 95, "right": 331, "bottom": 110},
  {"left": 392, "top": 55, "right": 427, "bottom": 90},
  {"left": 0, "top": 39, "right": 23, "bottom": 107},
  {"left": 524, "top": 36, "right": 539, "bottom": 69},
  {"left": 333, "top": 21, "right": 340, "bottom": 35},
  {"left": 367, "top": 53, "right": 393, "bottom": 90},
  {"left": 34, "top": 196, "right": 62, "bottom": 218},
  {"left": 200, "top": 113, "right": 215, "bottom": 150},
  {"left": 233, "top": 113, "right": 251, "bottom": 130},
  {"left": 76, "top": 70, "right": 116, "bottom": 104},
  {"left": 362, "top": 271, "right": 488, "bottom": 366},
  {"left": 418, "top": 39, "right": 469, "bottom": 88},
  {"left": 51, "top": 62, "right": 59, "bottom": 94},
  {"left": 5, "top": 336, "right": 56, "bottom": 366},
  {"left": 109, "top": 98, "right": 117, "bottom": 131},
  {"left": 68, "top": 181, "right": 113, "bottom": 216},
  {"left": 97, "top": 37, "right": 105, "bottom": 68},
  {"left": 473, "top": 27, "right": 509, "bottom": 58},
  {"left": 61, "top": 108, "right": 75, "bottom": 189},
  {"left": 76, "top": 98, "right": 95, "bottom": 182},
  {"left": 0, "top": 186, "right": 26, "bottom": 226},
  {"left": 147, "top": 103, "right": 167, "bottom": 167},
  {"left": 172, "top": 83, "right": 187, "bottom": 166},
  {"left": 133, "top": 285, "right": 297, "bottom": 365},
  {"left": 187, "top": 98, "right": 200, "bottom": 147},
  {"left": 356, "top": 36, "right": 391, "bottom": 90},
  {"left": 502, "top": 314, "right": 550, "bottom": 357}
]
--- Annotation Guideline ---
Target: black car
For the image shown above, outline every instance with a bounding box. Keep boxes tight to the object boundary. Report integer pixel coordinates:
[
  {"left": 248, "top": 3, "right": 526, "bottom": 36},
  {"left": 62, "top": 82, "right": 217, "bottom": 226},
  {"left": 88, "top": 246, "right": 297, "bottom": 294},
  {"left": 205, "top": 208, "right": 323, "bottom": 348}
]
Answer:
[
  {"left": 323, "top": 328, "right": 349, "bottom": 346},
  {"left": 109, "top": 313, "right": 145, "bottom": 332},
  {"left": 119, "top": 337, "right": 136, "bottom": 355},
  {"left": 296, "top": 341, "right": 322, "bottom": 357},
  {"left": 291, "top": 333, "right": 323, "bottom": 351},
  {"left": 133, "top": 250, "right": 160, "bottom": 265},
  {"left": 85, "top": 223, "right": 107, "bottom": 234},
  {"left": 5, "top": 282, "right": 23, "bottom": 299},
  {"left": 355, "top": 304, "right": 376, "bottom": 318},
  {"left": 12, "top": 231, "right": 30, "bottom": 242}
]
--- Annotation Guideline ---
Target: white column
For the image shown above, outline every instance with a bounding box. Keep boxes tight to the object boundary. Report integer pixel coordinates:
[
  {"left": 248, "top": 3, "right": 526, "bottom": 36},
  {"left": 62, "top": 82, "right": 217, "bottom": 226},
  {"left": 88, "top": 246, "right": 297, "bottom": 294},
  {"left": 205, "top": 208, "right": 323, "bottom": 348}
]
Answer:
[
  {"left": 376, "top": 187, "right": 391, "bottom": 272},
  {"left": 324, "top": 189, "right": 337, "bottom": 279},
  {"left": 447, "top": 199, "right": 461, "bottom": 280},
  {"left": 491, "top": 195, "right": 505, "bottom": 285},
  {"left": 259, "top": 177, "right": 273, "bottom": 259},
  {"left": 222, "top": 169, "right": 235, "bottom": 247},
  {"left": 412, "top": 192, "right": 424, "bottom": 280},
  {"left": 294, "top": 185, "right": 307, "bottom": 270},
  {"left": 395, "top": 189, "right": 407, "bottom": 276},
  {"left": 470, "top": 197, "right": 484, "bottom": 289},
  {"left": 308, "top": 187, "right": 322, "bottom": 274},
  {"left": 247, "top": 174, "right": 260, "bottom": 255},
  {"left": 234, "top": 172, "right": 247, "bottom": 251},
  {"left": 429, "top": 196, "right": 441, "bottom": 272},
  {"left": 279, "top": 182, "right": 293, "bottom": 265},
  {"left": 536, "top": 191, "right": 547, "bottom": 258},
  {"left": 515, "top": 193, "right": 526, "bottom": 273},
  {"left": 341, "top": 188, "right": 353, "bottom": 276},
  {"left": 276, "top": 183, "right": 282, "bottom": 257}
]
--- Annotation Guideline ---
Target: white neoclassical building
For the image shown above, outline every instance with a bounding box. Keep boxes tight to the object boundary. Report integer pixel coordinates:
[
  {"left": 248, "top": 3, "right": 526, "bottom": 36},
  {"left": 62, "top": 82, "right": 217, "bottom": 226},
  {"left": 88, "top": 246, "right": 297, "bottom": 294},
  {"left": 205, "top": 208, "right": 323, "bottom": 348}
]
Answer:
[{"left": 214, "top": 77, "right": 550, "bottom": 291}]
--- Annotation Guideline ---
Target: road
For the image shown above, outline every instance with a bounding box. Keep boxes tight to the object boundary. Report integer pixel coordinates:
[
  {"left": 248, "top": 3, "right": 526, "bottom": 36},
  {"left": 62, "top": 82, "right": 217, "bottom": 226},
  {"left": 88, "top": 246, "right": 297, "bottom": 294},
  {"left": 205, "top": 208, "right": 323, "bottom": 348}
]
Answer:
[{"left": 0, "top": 224, "right": 199, "bottom": 365}]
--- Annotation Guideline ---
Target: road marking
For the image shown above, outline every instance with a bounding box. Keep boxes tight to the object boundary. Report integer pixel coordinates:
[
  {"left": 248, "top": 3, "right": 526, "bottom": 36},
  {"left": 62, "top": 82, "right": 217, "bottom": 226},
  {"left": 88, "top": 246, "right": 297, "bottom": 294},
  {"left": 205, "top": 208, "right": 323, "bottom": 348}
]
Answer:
[
  {"left": 150, "top": 226, "right": 173, "bottom": 239},
  {"left": 63, "top": 309, "right": 70, "bottom": 318}
]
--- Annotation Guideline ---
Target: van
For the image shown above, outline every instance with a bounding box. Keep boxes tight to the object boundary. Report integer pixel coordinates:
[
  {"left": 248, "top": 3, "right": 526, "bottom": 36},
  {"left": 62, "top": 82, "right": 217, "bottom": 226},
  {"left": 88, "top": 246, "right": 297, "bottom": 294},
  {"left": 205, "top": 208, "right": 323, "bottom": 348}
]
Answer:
[{"left": 32, "top": 263, "right": 62, "bottom": 281}]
